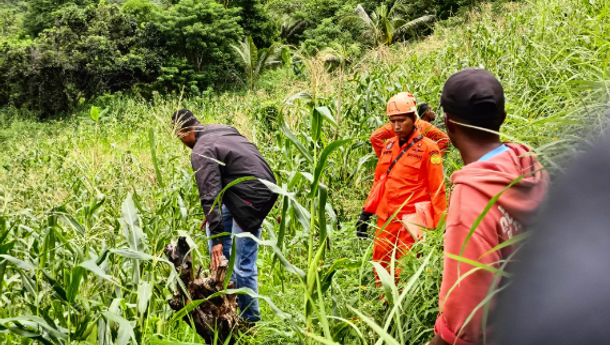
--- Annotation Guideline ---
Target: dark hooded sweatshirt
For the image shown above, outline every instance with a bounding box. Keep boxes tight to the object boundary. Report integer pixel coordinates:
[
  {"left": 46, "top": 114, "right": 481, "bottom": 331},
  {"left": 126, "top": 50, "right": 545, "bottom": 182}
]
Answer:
[{"left": 191, "top": 125, "right": 277, "bottom": 245}]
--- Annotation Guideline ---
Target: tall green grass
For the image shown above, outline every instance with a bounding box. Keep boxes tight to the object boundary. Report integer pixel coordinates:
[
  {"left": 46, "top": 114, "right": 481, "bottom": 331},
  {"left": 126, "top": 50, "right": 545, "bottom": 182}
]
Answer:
[{"left": 0, "top": 0, "right": 608, "bottom": 344}]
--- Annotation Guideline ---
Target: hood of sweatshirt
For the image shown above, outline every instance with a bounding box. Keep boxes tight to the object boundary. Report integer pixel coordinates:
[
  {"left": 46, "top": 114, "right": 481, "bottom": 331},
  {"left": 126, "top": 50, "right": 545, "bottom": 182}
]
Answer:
[{"left": 450, "top": 143, "right": 550, "bottom": 224}]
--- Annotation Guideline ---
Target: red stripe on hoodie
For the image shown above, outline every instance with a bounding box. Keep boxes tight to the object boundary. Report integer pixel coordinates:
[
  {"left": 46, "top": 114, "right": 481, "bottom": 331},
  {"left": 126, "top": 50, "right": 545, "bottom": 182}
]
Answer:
[{"left": 435, "top": 143, "right": 549, "bottom": 345}]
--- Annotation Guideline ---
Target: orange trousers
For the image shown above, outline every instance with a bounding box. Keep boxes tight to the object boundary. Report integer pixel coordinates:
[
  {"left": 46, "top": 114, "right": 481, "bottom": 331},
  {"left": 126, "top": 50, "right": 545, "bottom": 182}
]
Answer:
[{"left": 372, "top": 217, "right": 415, "bottom": 282}]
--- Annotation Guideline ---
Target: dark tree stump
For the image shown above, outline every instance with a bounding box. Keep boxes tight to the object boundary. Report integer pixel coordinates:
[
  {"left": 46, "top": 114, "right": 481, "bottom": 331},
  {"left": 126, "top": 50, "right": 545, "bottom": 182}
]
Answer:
[{"left": 165, "top": 236, "right": 239, "bottom": 344}]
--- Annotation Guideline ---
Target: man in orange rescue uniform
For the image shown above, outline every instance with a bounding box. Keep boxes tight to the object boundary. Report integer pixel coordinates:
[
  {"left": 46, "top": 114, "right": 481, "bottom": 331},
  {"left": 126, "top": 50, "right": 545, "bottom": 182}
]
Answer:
[
  {"left": 369, "top": 98, "right": 450, "bottom": 158},
  {"left": 357, "top": 92, "right": 447, "bottom": 277}
]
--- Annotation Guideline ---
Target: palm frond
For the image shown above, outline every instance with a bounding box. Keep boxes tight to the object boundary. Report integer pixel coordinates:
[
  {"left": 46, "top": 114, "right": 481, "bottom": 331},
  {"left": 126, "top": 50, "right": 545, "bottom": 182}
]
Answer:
[
  {"left": 354, "top": 4, "right": 375, "bottom": 29},
  {"left": 280, "top": 17, "right": 307, "bottom": 39},
  {"left": 255, "top": 45, "right": 282, "bottom": 77},
  {"left": 393, "top": 15, "right": 436, "bottom": 37}
]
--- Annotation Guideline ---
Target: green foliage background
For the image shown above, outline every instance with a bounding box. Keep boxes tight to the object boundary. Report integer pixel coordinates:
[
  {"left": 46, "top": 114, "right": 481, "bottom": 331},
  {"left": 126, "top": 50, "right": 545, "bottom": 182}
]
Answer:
[{"left": 0, "top": 0, "right": 508, "bottom": 118}]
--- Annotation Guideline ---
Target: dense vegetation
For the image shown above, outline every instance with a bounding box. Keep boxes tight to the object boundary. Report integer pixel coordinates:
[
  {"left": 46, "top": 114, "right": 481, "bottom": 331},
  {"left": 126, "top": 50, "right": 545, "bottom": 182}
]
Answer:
[
  {"left": 0, "top": 0, "right": 499, "bottom": 117},
  {"left": 0, "top": 0, "right": 608, "bottom": 344}
]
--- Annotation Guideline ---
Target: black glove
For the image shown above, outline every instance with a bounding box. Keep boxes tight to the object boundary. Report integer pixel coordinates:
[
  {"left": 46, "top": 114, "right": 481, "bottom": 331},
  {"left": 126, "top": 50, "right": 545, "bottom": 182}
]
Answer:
[{"left": 356, "top": 211, "right": 373, "bottom": 239}]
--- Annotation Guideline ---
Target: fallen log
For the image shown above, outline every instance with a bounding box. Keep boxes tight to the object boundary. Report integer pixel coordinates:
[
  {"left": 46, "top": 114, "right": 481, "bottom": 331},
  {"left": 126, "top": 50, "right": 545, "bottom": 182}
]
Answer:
[{"left": 165, "top": 236, "right": 239, "bottom": 344}]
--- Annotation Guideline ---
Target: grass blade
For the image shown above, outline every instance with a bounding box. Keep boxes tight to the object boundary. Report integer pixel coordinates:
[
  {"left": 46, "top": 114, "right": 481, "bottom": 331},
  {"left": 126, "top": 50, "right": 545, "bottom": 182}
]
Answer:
[
  {"left": 149, "top": 128, "right": 164, "bottom": 188},
  {"left": 446, "top": 253, "right": 509, "bottom": 277},
  {"left": 348, "top": 306, "right": 400, "bottom": 345}
]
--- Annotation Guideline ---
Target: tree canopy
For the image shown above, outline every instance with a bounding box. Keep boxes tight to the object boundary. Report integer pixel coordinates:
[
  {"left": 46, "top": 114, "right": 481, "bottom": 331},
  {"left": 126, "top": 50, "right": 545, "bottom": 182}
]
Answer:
[{"left": 1, "top": 0, "right": 491, "bottom": 117}]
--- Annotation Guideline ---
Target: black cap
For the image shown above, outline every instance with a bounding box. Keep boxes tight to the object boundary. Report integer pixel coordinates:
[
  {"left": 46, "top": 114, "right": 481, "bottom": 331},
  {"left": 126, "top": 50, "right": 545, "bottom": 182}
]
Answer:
[
  {"left": 441, "top": 68, "right": 505, "bottom": 128},
  {"left": 417, "top": 103, "right": 431, "bottom": 116},
  {"left": 172, "top": 109, "right": 198, "bottom": 131}
]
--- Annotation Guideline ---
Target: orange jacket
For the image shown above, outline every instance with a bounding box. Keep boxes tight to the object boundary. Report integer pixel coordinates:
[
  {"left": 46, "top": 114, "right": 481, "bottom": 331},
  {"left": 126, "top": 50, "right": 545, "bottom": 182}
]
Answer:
[
  {"left": 370, "top": 120, "right": 449, "bottom": 158},
  {"left": 371, "top": 129, "right": 447, "bottom": 226}
]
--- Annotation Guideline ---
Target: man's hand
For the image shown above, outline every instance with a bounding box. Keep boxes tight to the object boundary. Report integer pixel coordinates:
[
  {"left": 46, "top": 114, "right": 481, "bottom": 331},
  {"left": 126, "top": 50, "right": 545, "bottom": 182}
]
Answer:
[
  {"left": 211, "top": 244, "right": 224, "bottom": 270},
  {"left": 356, "top": 211, "right": 373, "bottom": 239},
  {"left": 428, "top": 334, "right": 451, "bottom": 345}
]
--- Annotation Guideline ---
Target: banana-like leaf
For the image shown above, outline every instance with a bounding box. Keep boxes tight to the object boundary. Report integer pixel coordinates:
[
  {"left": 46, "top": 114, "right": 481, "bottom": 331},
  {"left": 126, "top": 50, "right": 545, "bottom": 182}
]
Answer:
[
  {"left": 90, "top": 106, "right": 100, "bottom": 122},
  {"left": 355, "top": 4, "right": 374, "bottom": 29},
  {"left": 393, "top": 15, "right": 436, "bottom": 37}
]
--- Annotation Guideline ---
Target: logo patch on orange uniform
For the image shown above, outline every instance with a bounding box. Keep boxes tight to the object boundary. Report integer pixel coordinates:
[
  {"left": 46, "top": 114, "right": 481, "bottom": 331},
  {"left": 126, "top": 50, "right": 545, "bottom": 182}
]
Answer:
[{"left": 430, "top": 153, "right": 441, "bottom": 165}]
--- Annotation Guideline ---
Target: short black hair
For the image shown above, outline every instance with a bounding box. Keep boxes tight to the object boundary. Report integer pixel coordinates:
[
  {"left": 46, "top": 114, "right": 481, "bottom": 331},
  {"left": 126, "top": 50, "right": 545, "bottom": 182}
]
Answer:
[
  {"left": 172, "top": 109, "right": 198, "bottom": 131},
  {"left": 441, "top": 68, "right": 505, "bottom": 130},
  {"left": 417, "top": 103, "right": 431, "bottom": 116}
]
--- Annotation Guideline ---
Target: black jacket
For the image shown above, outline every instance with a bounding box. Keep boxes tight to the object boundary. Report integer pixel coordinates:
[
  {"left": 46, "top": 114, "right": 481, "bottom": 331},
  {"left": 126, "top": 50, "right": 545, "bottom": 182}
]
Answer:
[{"left": 191, "top": 125, "right": 277, "bottom": 245}]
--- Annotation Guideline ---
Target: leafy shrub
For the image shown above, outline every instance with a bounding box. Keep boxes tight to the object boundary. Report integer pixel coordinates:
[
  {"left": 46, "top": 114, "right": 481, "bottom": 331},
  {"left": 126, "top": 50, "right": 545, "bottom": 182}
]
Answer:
[
  {"left": 231, "top": 0, "right": 279, "bottom": 48},
  {"left": 0, "top": 0, "right": 248, "bottom": 116},
  {"left": 0, "top": 2, "right": 24, "bottom": 39},
  {"left": 156, "top": 0, "right": 243, "bottom": 91},
  {"left": 121, "top": 0, "right": 159, "bottom": 24},
  {"left": 152, "top": 57, "right": 209, "bottom": 95},
  {"left": 300, "top": 18, "right": 359, "bottom": 55},
  {"left": 23, "top": 0, "right": 93, "bottom": 37},
  {"left": 0, "top": 3, "right": 159, "bottom": 117}
]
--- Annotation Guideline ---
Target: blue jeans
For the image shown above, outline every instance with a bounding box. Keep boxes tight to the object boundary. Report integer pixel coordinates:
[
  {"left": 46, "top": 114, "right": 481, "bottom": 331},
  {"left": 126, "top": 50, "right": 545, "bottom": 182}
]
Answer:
[{"left": 206, "top": 205, "right": 261, "bottom": 322}]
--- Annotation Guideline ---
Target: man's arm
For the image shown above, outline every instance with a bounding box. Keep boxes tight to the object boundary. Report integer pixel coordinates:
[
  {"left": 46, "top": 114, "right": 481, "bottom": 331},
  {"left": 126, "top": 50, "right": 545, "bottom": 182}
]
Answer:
[
  {"left": 193, "top": 152, "right": 228, "bottom": 269},
  {"left": 192, "top": 151, "right": 225, "bottom": 245},
  {"left": 424, "top": 147, "right": 447, "bottom": 226},
  {"left": 434, "top": 205, "right": 502, "bottom": 345},
  {"left": 417, "top": 120, "right": 450, "bottom": 155},
  {"left": 370, "top": 123, "right": 394, "bottom": 158}
]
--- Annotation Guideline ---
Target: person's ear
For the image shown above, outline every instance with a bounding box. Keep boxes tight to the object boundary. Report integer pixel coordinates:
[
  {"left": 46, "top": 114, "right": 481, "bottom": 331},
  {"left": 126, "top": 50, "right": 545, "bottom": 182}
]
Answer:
[
  {"left": 445, "top": 112, "right": 455, "bottom": 134},
  {"left": 186, "top": 130, "right": 196, "bottom": 142}
]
